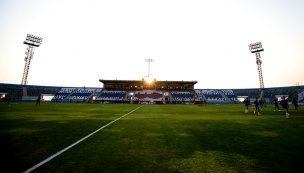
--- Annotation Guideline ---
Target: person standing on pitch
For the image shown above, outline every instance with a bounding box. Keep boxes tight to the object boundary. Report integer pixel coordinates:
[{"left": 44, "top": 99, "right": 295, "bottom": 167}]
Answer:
[
  {"left": 259, "top": 98, "right": 264, "bottom": 111},
  {"left": 244, "top": 97, "right": 250, "bottom": 114},
  {"left": 280, "top": 96, "right": 289, "bottom": 118},
  {"left": 274, "top": 99, "right": 281, "bottom": 111},
  {"left": 7, "top": 95, "right": 11, "bottom": 106},
  {"left": 254, "top": 97, "right": 261, "bottom": 115},
  {"left": 263, "top": 99, "right": 267, "bottom": 108},
  {"left": 292, "top": 98, "right": 300, "bottom": 112},
  {"left": 36, "top": 95, "right": 41, "bottom": 106},
  {"left": 56, "top": 98, "right": 58, "bottom": 104}
]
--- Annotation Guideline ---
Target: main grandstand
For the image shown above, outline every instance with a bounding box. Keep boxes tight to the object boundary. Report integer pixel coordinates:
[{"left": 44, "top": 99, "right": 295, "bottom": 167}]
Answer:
[{"left": 1, "top": 79, "right": 304, "bottom": 104}]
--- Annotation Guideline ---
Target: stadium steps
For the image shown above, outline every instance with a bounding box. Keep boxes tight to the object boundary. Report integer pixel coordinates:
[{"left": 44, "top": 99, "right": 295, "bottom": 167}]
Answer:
[
  {"left": 53, "top": 88, "right": 61, "bottom": 95},
  {"left": 192, "top": 90, "right": 199, "bottom": 100},
  {"left": 51, "top": 88, "right": 62, "bottom": 101},
  {"left": 85, "top": 89, "right": 97, "bottom": 102},
  {"left": 260, "top": 89, "right": 264, "bottom": 99},
  {"left": 63, "top": 88, "right": 78, "bottom": 100},
  {"left": 199, "top": 91, "right": 208, "bottom": 103},
  {"left": 218, "top": 90, "right": 233, "bottom": 102},
  {"left": 162, "top": 91, "right": 166, "bottom": 104},
  {"left": 130, "top": 92, "right": 135, "bottom": 104},
  {"left": 232, "top": 89, "right": 237, "bottom": 97},
  {"left": 299, "top": 91, "right": 304, "bottom": 101},
  {"left": 291, "top": 87, "right": 301, "bottom": 100},
  {"left": 23, "top": 87, "right": 27, "bottom": 96},
  {"left": 95, "top": 89, "right": 104, "bottom": 99},
  {"left": 124, "top": 92, "right": 128, "bottom": 100},
  {"left": 169, "top": 92, "right": 173, "bottom": 101}
]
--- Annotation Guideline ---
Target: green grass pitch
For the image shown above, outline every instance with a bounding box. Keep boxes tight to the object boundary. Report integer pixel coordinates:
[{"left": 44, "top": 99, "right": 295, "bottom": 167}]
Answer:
[{"left": 1, "top": 102, "right": 303, "bottom": 172}]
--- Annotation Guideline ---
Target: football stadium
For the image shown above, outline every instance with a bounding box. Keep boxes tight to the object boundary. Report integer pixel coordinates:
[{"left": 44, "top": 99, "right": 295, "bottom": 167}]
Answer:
[
  {"left": 1, "top": 1, "right": 304, "bottom": 173},
  {"left": 1, "top": 80, "right": 304, "bottom": 172}
]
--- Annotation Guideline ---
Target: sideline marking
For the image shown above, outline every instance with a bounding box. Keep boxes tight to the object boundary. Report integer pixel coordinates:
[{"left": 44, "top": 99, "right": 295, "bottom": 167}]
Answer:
[{"left": 23, "top": 105, "right": 144, "bottom": 173}]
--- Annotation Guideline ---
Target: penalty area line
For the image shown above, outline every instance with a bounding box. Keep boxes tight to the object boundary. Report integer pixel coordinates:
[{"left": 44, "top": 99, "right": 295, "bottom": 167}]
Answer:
[{"left": 23, "top": 105, "right": 144, "bottom": 173}]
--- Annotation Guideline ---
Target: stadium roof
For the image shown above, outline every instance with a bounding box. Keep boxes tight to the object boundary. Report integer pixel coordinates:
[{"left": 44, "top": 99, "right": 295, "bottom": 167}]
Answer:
[{"left": 99, "top": 79, "right": 197, "bottom": 86}]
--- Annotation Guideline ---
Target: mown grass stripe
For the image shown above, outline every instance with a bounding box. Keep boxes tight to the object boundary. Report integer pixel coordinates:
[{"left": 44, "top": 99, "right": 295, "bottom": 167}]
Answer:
[{"left": 22, "top": 105, "right": 144, "bottom": 173}]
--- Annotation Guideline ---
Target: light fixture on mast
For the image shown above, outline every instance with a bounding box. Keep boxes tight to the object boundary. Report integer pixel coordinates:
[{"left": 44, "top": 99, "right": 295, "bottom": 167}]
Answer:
[
  {"left": 145, "top": 59, "right": 154, "bottom": 83},
  {"left": 145, "top": 59, "right": 154, "bottom": 77},
  {"left": 21, "top": 34, "right": 43, "bottom": 85},
  {"left": 248, "top": 42, "right": 265, "bottom": 89}
]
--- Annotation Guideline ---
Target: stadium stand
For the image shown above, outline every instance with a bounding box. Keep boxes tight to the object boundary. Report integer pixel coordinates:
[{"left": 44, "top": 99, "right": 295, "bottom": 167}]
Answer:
[
  {"left": 66, "top": 88, "right": 97, "bottom": 100},
  {"left": 171, "top": 91, "right": 193, "bottom": 101},
  {"left": 0, "top": 84, "right": 23, "bottom": 100},
  {"left": 220, "top": 89, "right": 238, "bottom": 101},
  {"left": 91, "top": 89, "right": 103, "bottom": 99},
  {"left": 97, "top": 91, "right": 126, "bottom": 101},
  {"left": 134, "top": 90, "right": 163, "bottom": 101},
  {"left": 201, "top": 90, "right": 226, "bottom": 102},
  {"left": 27, "top": 86, "right": 60, "bottom": 97},
  {"left": 54, "top": 88, "right": 76, "bottom": 100},
  {"left": 264, "top": 86, "right": 304, "bottom": 102},
  {"left": 299, "top": 91, "right": 304, "bottom": 101},
  {"left": 233, "top": 89, "right": 261, "bottom": 99},
  {"left": 195, "top": 90, "right": 202, "bottom": 95},
  {"left": 194, "top": 89, "right": 208, "bottom": 101},
  {"left": 1, "top": 83, "right": 304, "bottom": 104}
]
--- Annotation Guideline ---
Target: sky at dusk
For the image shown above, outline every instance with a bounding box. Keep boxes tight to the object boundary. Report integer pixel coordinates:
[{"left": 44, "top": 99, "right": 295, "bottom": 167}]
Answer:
[{"left": 1, "top": 0, "right": 304, "bottom": 89}]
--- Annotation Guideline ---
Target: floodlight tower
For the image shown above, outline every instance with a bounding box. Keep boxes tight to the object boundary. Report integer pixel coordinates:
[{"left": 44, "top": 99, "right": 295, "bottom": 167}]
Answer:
[
  {"left": 145, "top": 59, "right": 154, "bottom": 77},
  {"left": 248, "top": 42, "right": 265, "bottom": 89},
  {"left": 21, "top": 34, "right": 43, "bottom": 85}
]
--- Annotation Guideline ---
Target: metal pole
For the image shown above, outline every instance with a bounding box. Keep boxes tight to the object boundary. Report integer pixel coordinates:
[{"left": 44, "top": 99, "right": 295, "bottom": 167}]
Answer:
[
  {"left": 21, "top": 45, "right": 35, "bottom": 85},
  {"left": 148, "top": 61, "right": 150, "bottom": 76},
  {"left": 256, "top": 52, "right": 264, "bottom": 89},
  {"left": 145, "top": 59, "right": 153, "bottom": 77}
]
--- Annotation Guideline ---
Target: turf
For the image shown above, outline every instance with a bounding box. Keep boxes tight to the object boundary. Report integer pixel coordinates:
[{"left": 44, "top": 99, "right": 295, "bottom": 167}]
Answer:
[{"left": 0, "top": 102, "right": 303, "bottom": 172}]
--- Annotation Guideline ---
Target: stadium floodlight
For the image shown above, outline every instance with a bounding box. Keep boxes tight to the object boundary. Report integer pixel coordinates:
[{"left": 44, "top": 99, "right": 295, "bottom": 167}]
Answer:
[
  {"left": 24, "top": 34, "right": 43, "bottom": 47},
  {"left": 248, "top": 42, "right": 264, "bottom": 53},
  {"left": 249, "top": 42, "right": 265, "bottom": 90},
  {"left": 145, "top": 59, "right": 154, "bottom": 83},
  {"left": 21, "top": 34, "right": 43, "bottom": 85}
]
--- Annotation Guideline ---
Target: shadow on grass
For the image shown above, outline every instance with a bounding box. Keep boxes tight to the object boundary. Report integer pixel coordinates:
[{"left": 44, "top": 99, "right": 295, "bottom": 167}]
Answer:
[
  {"left": 2, "top": 103, "right": 303, "bottom": 172},
  {"left": 0, "top": 118, "right": 116, "bottom": 173},
  {"left": 31, "top": 118, "right": 304, "bottom": 173}
]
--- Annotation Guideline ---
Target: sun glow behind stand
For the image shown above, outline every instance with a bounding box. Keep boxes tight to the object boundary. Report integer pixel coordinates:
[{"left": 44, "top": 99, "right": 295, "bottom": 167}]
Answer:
[{"left": 144, "top": 76, "right": 154, "bottom": 83}]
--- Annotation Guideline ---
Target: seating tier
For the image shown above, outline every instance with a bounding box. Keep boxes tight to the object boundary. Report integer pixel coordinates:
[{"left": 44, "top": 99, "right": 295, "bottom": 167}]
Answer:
[
  {"left": 54, "top": 88, "right": 76, "bottom": 100},
  {"left": 220, "top": 89, "right": 237, "bottom": 101},
  {"left": 171, "top": 91, "right": 193, "bottom": 101},
  {"left": 66, "top": 89, "right": 96, "bottom": 100},
  {"left": 97, "top": 91, "right": 126, "bottom": 100},
  {"left": 201, "top": 90, "right": 226, "bottom": 102},
  {"left": 134, "top": 90, "right": 162, "bottom": 101}
]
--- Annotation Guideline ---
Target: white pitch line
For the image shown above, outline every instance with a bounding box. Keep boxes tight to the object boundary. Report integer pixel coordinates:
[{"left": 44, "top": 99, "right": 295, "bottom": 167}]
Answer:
[{"left": 23, "top": 105, "right": 144, "bottom": 173}]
